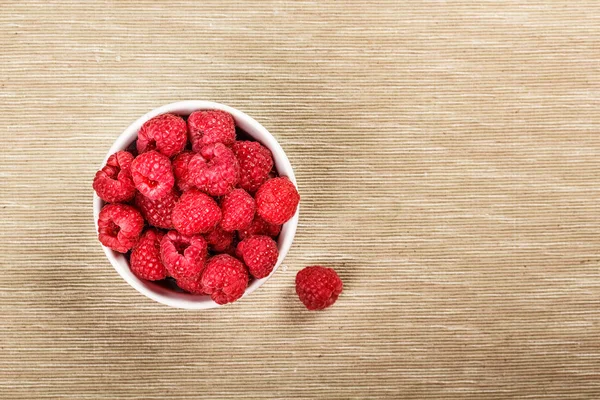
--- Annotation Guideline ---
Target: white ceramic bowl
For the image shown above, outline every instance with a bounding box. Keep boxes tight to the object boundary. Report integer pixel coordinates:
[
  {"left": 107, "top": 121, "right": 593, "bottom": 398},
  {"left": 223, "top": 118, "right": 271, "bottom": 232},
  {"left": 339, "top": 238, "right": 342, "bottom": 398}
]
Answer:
[{"left": 93, "top": 101, "right": 299, "bottom": 309}]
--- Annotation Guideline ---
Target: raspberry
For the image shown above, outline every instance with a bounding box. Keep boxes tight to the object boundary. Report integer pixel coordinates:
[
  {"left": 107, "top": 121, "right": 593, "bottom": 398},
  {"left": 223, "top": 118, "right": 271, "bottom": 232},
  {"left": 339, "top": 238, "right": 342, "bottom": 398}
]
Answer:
[
  {"left": 189, "top": 143, "right": 240, "bottom": 196},
  {"left": 176, "top": 274, "right": 206, "bottom": 295},
  {"left": 238, "top": 215, "right": 281, "bottom": 240},
  {"left": 130, "top": 229, "right": 167, "bottom": 281},
  {"left": 160, "top": 230, "right": 208, "bottom": 279},
  {"left": 188, "top": 110, "right": 236, "bottom": 151},
  {"left": 236, "top": 235, "right": 278, "bottom": 279},
  {"left": 93, "top": 151, "right": 136, "bottom": 203},
  {"left": 134, "top": 189, "right": 178, "bottom": 229},
  {"left": 205, "top": 225, "right": 234, "bottom": 252},
  {"left": 201, "top": 254, "right": 248, "bottom": 305},
  {"left": 171, "top": 189, "right": 221, "bottom": 235},
  {"left": 233, "top": 141, "right": 274, "bottom": 193},
  {"left": 131, "top": 150, "right": 175, "bottom": 200},
  {"left": 255, "top": 177, "right": 300, "bottom": 225},
  {"left": 220, "top": 188, "right": 255, "bottom": 232},
  {"left": 97, "top": 204, "right": 144, "bottom": 253},
  {"left": 295, "top": 266, "right": 343, "bottom": 311},
  {"left": 137, "top": 113, "right": 187, "bottom": 157},
  {"left": 172, "top": 151, "right": 195, "bottom": 192},
  {"left": 221, "top": 244, "right": 238, "bottom": 257}
]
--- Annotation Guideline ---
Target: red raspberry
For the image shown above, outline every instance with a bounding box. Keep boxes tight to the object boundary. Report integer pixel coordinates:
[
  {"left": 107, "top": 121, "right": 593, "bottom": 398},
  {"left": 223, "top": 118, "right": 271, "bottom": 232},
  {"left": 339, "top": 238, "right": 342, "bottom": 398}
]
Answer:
[
  {"left": 205, "top": 225, "right": 234, "bottom": 252},
  {"left": 176, "top": 274, "right": 206, "bottom": 295},
  {"left": 220, "top": 188, "right": 255, "bottom": 232},
  {"left": 131, "top": 151, "right": 175, "bottom": 200},
  {"left": 201, "top": 254, "right": 248, "bottom": 305},
  {"left": 97, "top": 204, "right": 144, "bottom": 253},
  {"left": 171, "top": 189, "right": 221, "bottom": 235},
  {"left": 137, "top": 113, "right": 187, "bottom": 157},
  {"left": 188, "top": 110, "right": 236, "bottom": 151},
  {"left": 221, "top": 244, "right": 238, "bottom": 257},
  {"left": 295, "top": 266, "right": 343, "bottom": 311},
  {"left": 255, "top": 177, "right": 300, "bottom": 225},
  {"left": 93, "top": 151, "right": 136, "bottom": 203},
  {"left": 236, "top": 235, "right": 278, "bottom": 279},
  {"left": 130, "top": 229, "right": 167, "bottom": 281},
  {"left": 134, "top": 189, "right": 178, "bottom": 229},
  {"left": 172, "top": 151, "right": 195, "bottom": 192},
  {"left": 238, "top": 215, "right": 281, "bottom": 240},
  {"left": 218, "top": 236, "right": 240, "bottom": 257},
  {"left": 189, "top": 143, "right": 240, "bottom": 196},
  {"left": 160, "top": 230, "right": 208, "bottom": 279},
  {"left": 233, "top": 141, "right": 274, "bottom": 193}
]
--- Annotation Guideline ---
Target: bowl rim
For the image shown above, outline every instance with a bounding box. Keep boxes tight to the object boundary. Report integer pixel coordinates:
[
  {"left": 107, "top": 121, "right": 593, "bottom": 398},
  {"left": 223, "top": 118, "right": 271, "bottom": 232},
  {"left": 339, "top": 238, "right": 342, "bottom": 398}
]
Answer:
[{"left": 93, "top": 100, "right": 299, "bottom": 309}]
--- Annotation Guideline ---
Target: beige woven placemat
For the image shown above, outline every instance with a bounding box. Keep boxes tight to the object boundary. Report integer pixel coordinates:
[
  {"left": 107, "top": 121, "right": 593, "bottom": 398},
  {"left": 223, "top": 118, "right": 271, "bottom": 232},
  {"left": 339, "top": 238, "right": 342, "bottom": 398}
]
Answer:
[{"left": 1, "top": 1, "right": 599, "bottom": 399}]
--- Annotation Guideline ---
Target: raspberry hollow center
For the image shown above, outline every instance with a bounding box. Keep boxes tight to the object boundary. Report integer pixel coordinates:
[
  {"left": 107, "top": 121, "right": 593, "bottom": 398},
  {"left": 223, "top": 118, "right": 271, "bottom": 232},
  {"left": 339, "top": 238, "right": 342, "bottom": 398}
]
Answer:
[
  {"left": 107, "top": 221, "right": 120, "bottom": 237},
  {"left": 110, "top": 166, "right": 121, "bottom": 179},
  {"left": 174, "top": 242, "right": 188, "bottom": 255},
  {"left": 143, "top": 177, "right": 158, "bottom": 188}
]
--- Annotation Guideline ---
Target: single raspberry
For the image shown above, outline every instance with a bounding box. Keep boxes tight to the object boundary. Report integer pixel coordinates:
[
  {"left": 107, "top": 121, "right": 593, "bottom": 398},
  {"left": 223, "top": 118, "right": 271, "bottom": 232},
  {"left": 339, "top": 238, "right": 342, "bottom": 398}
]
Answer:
[
  {"left": 255, "top": 177, "right": 300, "bottom": 225},
  {"left": 295, "top": 266, "right": 343, "bottom": 311},
  {"left": 232, "top": 141, "right": 274, "bottom": 193},
  {"left": 238, "top": 215, "right": 281, "bottom": 240},
  {"left": 130, "top": 229, "right": 167, "bottom": 281},
  {"left": 188, "top": 110, "right": 236, "bottom": 151},
  {"left": 176, "top": 274, "right": 206, "bottom": 295},
  {"left": 220, "top": 189, "right": 255, "bottom": 232},
  {"left": 97, "top": 204, "right": 144, "bottom": 253},
  {"left": 131, "top": 150, "right": 175, "bottom": 200},
  {"left": 189, "top": 143, "right": 240, "bottom": 196},
  {"left": 172, "top": 151, "right": 195, "bottom": 192},
  {"left": 160, "top": 230, "right": 208, "bottom": 279},
  {"left": 205, "top": 225, "right": 234, "bottom": 252},
  {"left": 137, "top": 113, "right": 187, "bottom": 157},
  {"left": 201, "top": 254, "right": 248, "bottom": 305},
  {"left": 134, "top": 189, "right": 178, "bottom": 229},
  {"left": 236, "top": 235, "right": 278, "bottom": 279},
  {"left": 171, "top": 189, "right": 221, "bottom": 235},
  {"left": 93, "top": 151, "right": 136, "bottom": 203}
]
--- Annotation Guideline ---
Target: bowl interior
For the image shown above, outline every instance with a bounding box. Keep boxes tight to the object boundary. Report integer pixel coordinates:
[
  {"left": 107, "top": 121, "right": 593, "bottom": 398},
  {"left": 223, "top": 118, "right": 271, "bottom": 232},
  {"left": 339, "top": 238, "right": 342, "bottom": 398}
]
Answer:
[{"left": 93, "top": 101, "right": 298, "bottom": 309}]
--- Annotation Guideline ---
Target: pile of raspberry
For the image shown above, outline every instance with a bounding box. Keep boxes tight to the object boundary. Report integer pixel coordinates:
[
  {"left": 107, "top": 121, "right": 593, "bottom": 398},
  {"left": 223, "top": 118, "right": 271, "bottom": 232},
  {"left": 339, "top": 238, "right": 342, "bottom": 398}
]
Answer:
[{"left": 94, "top": 110, "right": 341, "bottom": 310}]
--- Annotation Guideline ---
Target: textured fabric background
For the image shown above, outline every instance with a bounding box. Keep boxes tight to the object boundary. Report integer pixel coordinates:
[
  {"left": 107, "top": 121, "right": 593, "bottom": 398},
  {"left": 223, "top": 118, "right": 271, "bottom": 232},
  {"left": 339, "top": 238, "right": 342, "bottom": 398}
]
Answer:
[{"left": 1, "top": 1, "right": 599, "bottom": 399}]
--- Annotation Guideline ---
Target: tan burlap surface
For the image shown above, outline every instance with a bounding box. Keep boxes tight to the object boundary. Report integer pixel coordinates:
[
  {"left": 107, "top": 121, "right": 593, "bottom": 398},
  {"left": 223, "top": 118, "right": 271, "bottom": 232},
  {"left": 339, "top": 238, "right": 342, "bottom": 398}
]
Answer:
[{"left": 1, "top": 1, "right": 599, "bottom": 398}]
